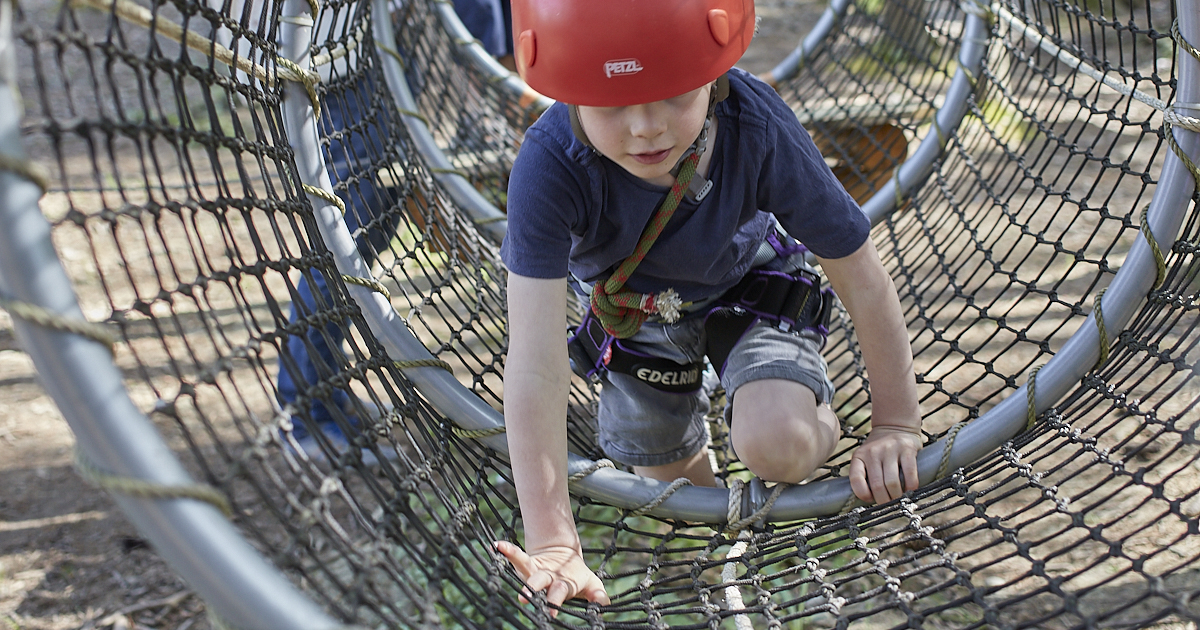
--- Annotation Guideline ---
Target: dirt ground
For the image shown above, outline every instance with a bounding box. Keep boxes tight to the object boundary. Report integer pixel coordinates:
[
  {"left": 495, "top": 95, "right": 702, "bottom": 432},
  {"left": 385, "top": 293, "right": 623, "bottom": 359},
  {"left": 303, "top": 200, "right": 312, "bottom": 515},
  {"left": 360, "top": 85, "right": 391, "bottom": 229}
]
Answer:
[{"left": 0, "top": 3, "right": 825, "bottom": 628}]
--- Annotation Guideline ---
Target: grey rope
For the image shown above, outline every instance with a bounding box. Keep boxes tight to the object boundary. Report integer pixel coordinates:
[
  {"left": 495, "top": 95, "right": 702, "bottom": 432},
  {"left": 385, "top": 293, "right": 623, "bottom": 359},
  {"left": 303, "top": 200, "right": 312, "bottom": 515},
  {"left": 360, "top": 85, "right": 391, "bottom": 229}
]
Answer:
[
  {"left": 74, "top": 446, "right": 233, "bottom": 517},
  {"left": 725, "top": 479, "right": 788, "bottom": 533},
  {"left": 67, "top": 0, "right": 321, "bottom": 111}
]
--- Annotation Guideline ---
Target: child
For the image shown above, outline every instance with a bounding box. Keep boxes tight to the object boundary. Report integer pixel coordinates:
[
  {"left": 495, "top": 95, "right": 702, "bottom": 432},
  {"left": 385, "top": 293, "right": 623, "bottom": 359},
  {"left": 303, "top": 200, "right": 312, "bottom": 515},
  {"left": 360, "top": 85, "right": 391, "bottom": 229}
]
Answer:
[{"left": 496, "top": 0, "right": 922, "bottom": 612}]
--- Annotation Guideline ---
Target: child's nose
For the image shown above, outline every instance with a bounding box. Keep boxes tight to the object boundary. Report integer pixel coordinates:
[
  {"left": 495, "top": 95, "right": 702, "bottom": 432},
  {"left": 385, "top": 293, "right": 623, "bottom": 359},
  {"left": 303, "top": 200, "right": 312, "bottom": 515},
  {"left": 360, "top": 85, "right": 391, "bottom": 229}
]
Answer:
[{"left": 627, "top": 105, "right": 667, "bottom": 138}]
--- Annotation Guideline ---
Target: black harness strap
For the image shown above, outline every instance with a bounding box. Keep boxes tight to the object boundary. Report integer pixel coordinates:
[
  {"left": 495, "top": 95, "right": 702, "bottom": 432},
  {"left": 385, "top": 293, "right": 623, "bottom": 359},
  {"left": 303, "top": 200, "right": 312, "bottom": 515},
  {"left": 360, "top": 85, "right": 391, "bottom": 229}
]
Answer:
[
  {"left": 703, "top": 268, "right": 834, "bottom": 379},
  {"left": 568, "top": 311, "right": 706, "bottom": 393}
]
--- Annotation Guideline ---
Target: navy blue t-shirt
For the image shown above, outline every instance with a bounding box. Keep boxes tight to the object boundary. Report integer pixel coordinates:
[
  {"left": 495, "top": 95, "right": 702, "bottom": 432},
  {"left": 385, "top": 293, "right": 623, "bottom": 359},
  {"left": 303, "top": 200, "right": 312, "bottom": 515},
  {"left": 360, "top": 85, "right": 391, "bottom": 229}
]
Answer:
[{"left": 500, "top": 68, "right": 870, "bottom": 303}]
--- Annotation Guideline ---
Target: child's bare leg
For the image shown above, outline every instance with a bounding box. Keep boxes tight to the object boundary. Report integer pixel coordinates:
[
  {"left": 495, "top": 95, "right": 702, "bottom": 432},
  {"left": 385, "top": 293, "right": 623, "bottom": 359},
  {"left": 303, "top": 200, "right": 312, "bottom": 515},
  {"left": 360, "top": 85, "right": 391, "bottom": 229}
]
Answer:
[
  {"left": 730, "top": 379, "right": 839, "bottom": 484},
  {"left": 634, "top": 448, "right": 717, "bottom": 487}
]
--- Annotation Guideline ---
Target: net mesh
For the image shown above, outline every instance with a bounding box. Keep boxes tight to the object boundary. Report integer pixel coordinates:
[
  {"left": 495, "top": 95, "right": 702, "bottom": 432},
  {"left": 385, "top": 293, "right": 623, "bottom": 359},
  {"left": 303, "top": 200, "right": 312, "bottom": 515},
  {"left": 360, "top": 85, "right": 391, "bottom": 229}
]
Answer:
[{"left": 7, "top": 0, "right": 1200, "bottom": 626}]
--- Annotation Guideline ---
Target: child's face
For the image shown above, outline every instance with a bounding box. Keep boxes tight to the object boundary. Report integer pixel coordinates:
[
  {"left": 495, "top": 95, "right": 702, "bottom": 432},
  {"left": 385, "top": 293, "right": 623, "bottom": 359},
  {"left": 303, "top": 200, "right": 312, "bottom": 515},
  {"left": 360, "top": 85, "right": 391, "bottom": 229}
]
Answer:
[{"left": 576, "top": 84, "right": 712, "bottom": 185}]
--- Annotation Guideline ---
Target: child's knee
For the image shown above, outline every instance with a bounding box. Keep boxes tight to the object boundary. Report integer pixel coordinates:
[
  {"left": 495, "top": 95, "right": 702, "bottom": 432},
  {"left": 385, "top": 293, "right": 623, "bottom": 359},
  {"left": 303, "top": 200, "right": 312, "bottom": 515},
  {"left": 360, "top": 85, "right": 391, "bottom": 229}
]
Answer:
[
  {"left": 733, "top": 423, "right": 829, "bottom": 484},
  {"left": 729, "top": 381, "right": 838, "bottom": 483}
]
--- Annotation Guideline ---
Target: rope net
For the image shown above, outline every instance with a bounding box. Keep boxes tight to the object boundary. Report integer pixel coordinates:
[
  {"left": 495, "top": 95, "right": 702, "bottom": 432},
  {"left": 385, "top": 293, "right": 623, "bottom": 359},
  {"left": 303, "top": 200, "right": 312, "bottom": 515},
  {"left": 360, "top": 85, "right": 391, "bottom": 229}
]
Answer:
[{"left": 6, "top": 0, "right": 1200, "bottom": 626}]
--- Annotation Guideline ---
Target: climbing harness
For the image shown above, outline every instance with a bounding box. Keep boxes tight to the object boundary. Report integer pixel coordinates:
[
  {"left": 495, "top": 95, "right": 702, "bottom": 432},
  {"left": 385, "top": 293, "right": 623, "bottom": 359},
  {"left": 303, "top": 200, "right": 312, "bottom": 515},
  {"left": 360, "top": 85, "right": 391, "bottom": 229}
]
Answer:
[{"left": 568, "top": 232, "right": 835, "bottom": 392}]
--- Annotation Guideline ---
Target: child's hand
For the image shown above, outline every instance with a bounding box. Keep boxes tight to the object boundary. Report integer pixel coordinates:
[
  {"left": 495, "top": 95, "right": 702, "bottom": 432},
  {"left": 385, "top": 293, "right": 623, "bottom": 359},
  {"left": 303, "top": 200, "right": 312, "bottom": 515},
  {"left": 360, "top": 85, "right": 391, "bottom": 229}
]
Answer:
[
  {"left": 849, "top": 426, "right": 922, "bottom": 504},
  {"left": 494, "top": 540, "right": 611, "bottom": 617}
]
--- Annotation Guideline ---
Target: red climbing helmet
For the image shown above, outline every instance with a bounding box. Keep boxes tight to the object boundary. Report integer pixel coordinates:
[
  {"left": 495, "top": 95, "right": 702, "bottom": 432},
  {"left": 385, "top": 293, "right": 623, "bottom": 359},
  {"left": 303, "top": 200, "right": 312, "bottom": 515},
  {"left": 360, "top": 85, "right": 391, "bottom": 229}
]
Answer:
[{"left": 511, "top": 0, "right": 755, "bottom": 107}]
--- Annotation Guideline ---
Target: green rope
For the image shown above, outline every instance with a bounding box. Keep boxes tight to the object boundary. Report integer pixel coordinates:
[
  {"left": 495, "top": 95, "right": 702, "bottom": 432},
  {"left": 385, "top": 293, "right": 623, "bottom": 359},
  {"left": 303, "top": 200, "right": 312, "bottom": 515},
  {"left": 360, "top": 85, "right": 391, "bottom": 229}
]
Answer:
[
  {"left": 341, "top": 274, "right": 390, "bottom": 299},
  {"left": 376, "top": 42, "right": 406, "bottom": 69},
  {"left": 590, "top": 151, "right": 700, "bottom": 338},
  {"left": 277, "top": 57, "right": 321, "bottom": 118},
  {"left": 0, "top": 295, "right": 117, "bottom": 353},
  {"left": 1175, "top": 19, "right": 1200, "bottom": 63},
  {"left": 631, "top": 476, "right": 692, "bottom": 516},
  {"left": 935, "top": 421, "right": 967, "bottom": 480},
  {"left": 567, "top": 459, "right": 615, "bottom": 484},
  {"left": 301, "top": 183, "right": 346, "bottom": 215},
  {"left": 1092, "top": 287, "right": 1109, "bottom": 369},
  {"left": 1165, "top": 121, "right": 1200, "bottom": 196},
  {"left": 1140, "top": 206, "right": 1168, "bottom": 291},
  {"left": 1166, "top": 23, "right": 1199, "bottom": 197},
  {"left": 393, "top": 358, "right": 454, "bottom": 373},
  {"left": 453, "top": 425, "right": 506, "bottom": 439},
  {"left": 1025, "top": 364, "right": 1043, "bottom": 432},
  {"left": 0, "top": 153, "right": 51, "bottom": 194},
  {"left": 74, "top": 446, "right": 233, "bottom": 517},
  {"left": 892, "top": 168, "right": 907, "bottom": 209},
  {"left": 396, "top": 108, "right": 429, "bottom": 125}
]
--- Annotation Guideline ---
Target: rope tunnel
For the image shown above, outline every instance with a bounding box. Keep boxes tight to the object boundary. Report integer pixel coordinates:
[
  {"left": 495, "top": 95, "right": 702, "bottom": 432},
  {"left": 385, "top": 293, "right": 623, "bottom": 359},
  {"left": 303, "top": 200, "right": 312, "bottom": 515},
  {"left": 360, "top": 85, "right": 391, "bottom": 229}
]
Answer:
[{"left": 1, "top": 0, "right": 1199, "bottom": 627}]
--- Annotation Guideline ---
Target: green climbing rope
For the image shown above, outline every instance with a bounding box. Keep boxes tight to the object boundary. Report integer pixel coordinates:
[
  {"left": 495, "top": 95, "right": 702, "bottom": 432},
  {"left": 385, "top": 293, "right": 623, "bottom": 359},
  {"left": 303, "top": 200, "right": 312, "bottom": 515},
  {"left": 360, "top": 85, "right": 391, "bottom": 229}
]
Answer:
[{"left": 590, "top": 151, "right": 700, "bottom": 339}]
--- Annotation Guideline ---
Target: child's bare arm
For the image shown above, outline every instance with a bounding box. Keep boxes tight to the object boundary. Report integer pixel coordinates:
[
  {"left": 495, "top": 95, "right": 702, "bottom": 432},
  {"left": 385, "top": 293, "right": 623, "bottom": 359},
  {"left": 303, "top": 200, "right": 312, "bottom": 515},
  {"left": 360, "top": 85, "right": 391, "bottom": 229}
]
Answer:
[
  {"left": 816, "top": 239, "right": 922, "bottom": 504},
  {"left": 500, "top": 273, "right": 610, "bottom": 614}
]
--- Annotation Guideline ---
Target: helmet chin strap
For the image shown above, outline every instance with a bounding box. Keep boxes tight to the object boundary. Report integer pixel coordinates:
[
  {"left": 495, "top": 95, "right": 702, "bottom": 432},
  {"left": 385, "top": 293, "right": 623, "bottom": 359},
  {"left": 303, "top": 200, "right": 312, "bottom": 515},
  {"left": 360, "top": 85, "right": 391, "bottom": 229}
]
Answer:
[{"left": 569, "top": 74, "right": 728, "bottom": 203}]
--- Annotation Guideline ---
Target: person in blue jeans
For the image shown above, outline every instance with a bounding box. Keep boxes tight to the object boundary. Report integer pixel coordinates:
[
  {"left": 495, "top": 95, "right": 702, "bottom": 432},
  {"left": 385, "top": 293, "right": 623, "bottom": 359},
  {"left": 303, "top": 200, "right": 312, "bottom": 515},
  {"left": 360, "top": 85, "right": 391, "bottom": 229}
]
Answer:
[
  {"left": 276, "top": 73, "right": 403, "bottom": 465},
  {"left": 277, "top": 2, "right": 512, "bottom": 464}
]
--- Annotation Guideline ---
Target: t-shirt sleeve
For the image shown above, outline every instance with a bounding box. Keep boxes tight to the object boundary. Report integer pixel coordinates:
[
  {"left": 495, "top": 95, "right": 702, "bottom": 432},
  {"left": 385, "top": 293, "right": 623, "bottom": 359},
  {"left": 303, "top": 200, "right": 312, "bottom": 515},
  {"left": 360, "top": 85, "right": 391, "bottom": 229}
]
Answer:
[
  {"left": 757, "top": 107, "right": 871, "bottom": 260},
  {"left": 500, "top": 130, "right": 587, "bottom": 279}
]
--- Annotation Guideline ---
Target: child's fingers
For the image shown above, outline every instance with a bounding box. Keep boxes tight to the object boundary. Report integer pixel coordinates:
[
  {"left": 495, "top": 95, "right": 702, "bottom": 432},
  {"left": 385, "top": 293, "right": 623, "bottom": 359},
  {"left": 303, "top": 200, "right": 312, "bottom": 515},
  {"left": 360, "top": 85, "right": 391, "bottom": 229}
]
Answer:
[
  {"left": 882, "top": 456, "right": 906, "bottom": 502},
  {"left": 901, "top": 451, "right": 920, "bottom": 494},
  {"left": 864, "top": 457, "right": 892, "bottom": 505},
  {"left": 544, "top": 577, "right": 578, "bottom": 617},
  {"left": 495, "top": 541, "right": 536, "bottom": 578},
  {"left": 585, "top": 585, "right": 612, "bottom": 606},
  {"left": 849, "top": 457, "right": 872, "bottom": 503}
]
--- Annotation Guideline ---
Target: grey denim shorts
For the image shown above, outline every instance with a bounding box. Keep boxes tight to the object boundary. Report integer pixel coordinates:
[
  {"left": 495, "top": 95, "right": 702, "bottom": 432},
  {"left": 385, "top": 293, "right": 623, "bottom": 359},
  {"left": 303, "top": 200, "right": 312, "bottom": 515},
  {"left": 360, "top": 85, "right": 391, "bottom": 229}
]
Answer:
[{"left": 596, "top": 315, "right": 834, "bottom": 468}]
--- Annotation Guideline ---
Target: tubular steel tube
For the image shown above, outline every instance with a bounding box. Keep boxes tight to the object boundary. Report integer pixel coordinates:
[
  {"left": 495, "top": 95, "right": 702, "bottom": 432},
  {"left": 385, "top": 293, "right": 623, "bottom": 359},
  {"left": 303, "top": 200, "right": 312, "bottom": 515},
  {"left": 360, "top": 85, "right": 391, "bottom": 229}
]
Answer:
[
  {"left": 899, "top": 0, "right": 1200, "bottom": 491},
  {"left": 430, "top": 0, "right": 550, "bottom": 116},
  {"left": 858, "top": 6, "right": 991, "bottom": 224},
  {"left": 763, "top": 0, "right": 854, "bottom": 86},
  {"left": 0, "top": 24, "right": 338, "bottom": 630},
  {"left": 372, "top": 0, "right": 507, "bottom": 244}
]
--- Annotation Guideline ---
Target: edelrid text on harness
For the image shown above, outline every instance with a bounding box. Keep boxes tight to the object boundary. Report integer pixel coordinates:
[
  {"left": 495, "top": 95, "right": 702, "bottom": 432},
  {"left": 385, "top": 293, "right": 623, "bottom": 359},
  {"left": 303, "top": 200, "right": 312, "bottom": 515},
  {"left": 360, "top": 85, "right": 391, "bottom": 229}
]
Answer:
[{"left": 567, "top": 264, "right": 834, "bottom": 393}]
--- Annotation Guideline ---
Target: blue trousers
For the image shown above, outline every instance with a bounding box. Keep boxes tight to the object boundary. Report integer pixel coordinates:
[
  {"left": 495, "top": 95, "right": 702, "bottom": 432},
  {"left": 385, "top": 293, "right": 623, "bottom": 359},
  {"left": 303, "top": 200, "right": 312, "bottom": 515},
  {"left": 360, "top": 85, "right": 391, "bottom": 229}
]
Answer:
[{"left": 276, "top": 76, "right": 401, "bottom": 429}]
